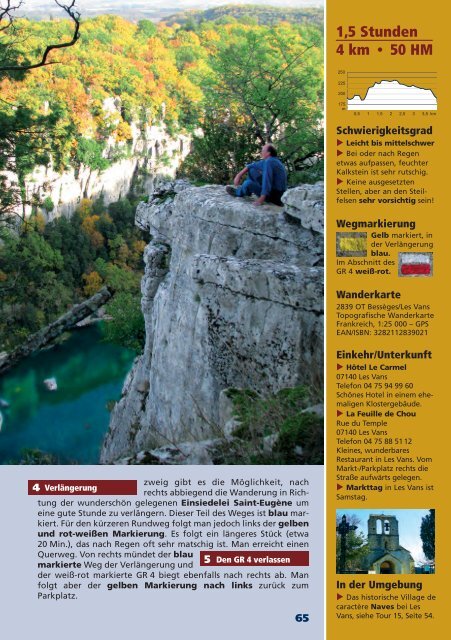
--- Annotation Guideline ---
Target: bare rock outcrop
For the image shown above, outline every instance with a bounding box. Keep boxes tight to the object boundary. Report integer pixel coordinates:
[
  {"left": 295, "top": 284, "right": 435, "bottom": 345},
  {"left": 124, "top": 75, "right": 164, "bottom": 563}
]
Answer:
[{"left": 101, "top": 183, "right": 324, "bottom": 464}]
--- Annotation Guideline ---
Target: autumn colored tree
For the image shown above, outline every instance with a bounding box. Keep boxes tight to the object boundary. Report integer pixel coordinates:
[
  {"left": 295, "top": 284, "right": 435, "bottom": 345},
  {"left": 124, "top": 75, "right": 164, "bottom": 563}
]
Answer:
[
  {"left": 0, "top": 193, "right": 146, "bottom": 350},
  {"left": 1, "top": 9, "right": 323, "bottom": 350},
  {"left": 82, "top": 270, "right": 103, "bottom": 296},
  {"left": 0, "top": 1, "right": 80, "bottom": 73},
  {"left": 0, "top": 2, "right": 81, "bottom": 223}
]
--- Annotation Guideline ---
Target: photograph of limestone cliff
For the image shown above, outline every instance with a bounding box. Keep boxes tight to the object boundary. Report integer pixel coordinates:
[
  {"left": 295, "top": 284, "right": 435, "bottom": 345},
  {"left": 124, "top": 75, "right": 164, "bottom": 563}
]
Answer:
[{"left": 0, "top": 0, "right": 324, "bottom": 465}]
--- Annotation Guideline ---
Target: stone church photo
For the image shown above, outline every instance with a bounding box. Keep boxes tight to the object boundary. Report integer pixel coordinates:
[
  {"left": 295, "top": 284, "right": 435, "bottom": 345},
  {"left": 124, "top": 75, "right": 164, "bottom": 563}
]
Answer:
[
  {"left": 336, "top": 509, "right": 435, "bottom": 575},
  {"left": 363, "top": 514, "right": 414, "bottom": 574}
]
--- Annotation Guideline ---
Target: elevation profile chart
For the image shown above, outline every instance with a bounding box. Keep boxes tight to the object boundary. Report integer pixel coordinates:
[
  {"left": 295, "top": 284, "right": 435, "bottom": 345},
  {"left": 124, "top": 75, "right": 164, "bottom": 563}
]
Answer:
[{"left": 346, "top": 72, "right": 438, "bottom": 110}]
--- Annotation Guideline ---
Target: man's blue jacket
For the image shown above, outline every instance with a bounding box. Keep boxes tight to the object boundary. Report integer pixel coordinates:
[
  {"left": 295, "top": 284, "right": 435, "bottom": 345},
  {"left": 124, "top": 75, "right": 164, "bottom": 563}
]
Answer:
[{"left": 247, "top": 157, "right": 287, "bottom": 196}]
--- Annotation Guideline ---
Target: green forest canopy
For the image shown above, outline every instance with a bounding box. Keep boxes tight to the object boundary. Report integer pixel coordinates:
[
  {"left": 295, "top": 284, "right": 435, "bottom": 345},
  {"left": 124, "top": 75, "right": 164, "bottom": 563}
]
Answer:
[
  {"left": 1, "top": 13, "right": 323, "bottom": 181},
  {"left": 0, "top": 11, "right": 323, "bottom": 351}
]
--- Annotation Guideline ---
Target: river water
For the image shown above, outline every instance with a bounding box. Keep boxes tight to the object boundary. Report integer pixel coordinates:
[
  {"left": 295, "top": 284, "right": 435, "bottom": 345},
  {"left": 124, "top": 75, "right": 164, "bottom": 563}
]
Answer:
[{"left": 0, "top": 325, "right": 135, "bottom": 464}]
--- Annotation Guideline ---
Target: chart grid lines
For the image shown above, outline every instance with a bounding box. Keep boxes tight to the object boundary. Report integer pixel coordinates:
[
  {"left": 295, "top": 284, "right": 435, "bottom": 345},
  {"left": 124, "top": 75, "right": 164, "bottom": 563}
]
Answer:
[{"left": 346, "top": 72, "right": 438, "bottom": 110}]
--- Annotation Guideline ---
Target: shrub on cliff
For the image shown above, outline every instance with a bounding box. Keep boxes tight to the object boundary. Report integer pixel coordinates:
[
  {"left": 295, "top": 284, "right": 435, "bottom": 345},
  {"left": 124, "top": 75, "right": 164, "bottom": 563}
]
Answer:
[
  {"left": 75, "top": 138, "right": 110, "bottom": 171},
  {"left": 215, "top": 386, "right": 323, "bottom": 465},
  {"left": 101, "top": 291, "right": 145, "bottom": 352}
]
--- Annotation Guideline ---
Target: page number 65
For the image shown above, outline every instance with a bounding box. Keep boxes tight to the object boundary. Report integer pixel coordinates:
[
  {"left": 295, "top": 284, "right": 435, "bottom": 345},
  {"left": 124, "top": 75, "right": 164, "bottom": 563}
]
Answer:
[{"left": 295, "top": 614, "right": 310, "bottom": 622}]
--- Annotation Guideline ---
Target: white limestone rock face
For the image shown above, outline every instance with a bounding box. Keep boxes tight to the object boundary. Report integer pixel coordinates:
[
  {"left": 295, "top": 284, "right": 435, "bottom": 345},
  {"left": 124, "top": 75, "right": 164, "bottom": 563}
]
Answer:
[
  {"left": 10, "top": 123, "right": 190, "bottom": 219},
  {"left": 282, "top": 182, "right": 324, "bottom": 234},
  {"left": 101, "top": 184, "right": 324, "bottom": 464}
]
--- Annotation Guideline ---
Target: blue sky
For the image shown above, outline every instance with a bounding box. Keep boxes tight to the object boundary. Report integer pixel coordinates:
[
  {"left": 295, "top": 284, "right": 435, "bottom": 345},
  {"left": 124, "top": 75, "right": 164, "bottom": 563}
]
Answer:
[
  {"left": 20, "top": 2, "right": 324, "bottom": 22},
  {"left": 337, "top": 509, "right": 432, "bottom": 564},
  {"left": 24, "top": 1, "right": 324, "bottom": 9}
]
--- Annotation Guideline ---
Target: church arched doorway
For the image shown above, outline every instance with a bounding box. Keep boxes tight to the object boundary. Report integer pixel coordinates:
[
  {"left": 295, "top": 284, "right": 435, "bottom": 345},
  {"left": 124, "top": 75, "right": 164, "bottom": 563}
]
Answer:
[{"left": 380, "top": 561, "right": 395, "bottom": 574}]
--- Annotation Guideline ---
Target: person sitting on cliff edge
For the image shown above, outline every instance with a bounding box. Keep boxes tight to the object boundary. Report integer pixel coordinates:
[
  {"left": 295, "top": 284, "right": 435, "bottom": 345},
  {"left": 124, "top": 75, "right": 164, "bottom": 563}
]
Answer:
[{"left": 226, "top": 144, "right": 287, "bottom": 207}]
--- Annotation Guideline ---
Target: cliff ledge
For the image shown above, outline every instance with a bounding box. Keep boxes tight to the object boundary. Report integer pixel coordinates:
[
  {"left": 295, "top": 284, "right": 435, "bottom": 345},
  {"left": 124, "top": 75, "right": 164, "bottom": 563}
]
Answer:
[{"left": 101, "top": 182, "right": 324, "bottom": 464}]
